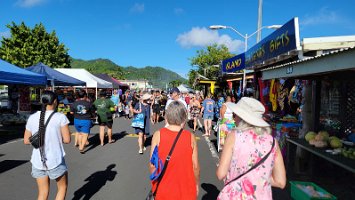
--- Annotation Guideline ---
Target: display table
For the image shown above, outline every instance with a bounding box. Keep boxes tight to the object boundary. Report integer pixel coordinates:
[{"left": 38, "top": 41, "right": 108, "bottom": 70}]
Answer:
[{"left": 286, "top": 138, "right": 355, "bottom": 174}]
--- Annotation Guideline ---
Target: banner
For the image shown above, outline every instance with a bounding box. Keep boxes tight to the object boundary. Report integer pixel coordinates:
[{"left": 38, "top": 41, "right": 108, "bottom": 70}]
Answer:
[
  {"left": 245, "top": 17, "right": 300, "bottom": 69},
  {"left": 221, "top": 53, "right": 245, "bottom": 73}
]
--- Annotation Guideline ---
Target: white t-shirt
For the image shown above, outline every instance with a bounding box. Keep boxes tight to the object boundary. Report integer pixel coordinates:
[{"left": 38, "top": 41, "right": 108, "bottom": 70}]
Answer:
[
  {"left": 223, "top": 104, "right": 233, "bottom": 120},
  {"left": 165, "top": 98, "right": 188, "bottom": 110},
  {"left": 26, "top": 110, "right": 69, "bottom": 170}
]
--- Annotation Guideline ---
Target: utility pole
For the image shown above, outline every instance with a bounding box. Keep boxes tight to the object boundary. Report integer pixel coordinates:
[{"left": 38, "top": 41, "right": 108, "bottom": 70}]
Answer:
[{"left": 257, "top": 0, "right": 263, "bottom": 42}]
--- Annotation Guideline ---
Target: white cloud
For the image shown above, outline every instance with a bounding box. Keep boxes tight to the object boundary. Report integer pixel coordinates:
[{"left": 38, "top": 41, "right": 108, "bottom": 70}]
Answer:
[
  {"left": 15, "top": 0, "right": 46, "bottom": 8},
  {"left": 130, "top": 3, "right": 145, "bottom": 13},
  {"left": 174, "top": 8, "right": 184, "bottom": 15},
  {"left": 0, "top": 31, "right": 11, "bottom": 38},
  {"left": 176, "top": 27, "right": 244, "bottom": 53},
  {"left": 301, "top": 7, "right": 340, "bottom": 26}
]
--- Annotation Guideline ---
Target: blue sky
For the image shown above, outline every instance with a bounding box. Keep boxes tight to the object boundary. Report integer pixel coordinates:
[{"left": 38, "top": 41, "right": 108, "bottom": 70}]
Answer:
[{"left": 1, "top": 0, "right": 355, "bottom": 78}]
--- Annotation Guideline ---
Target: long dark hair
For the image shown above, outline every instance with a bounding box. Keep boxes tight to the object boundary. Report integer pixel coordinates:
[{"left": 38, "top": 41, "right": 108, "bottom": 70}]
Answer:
[{"left": 38, "top": 91, "right": 57, "bottom": 168}]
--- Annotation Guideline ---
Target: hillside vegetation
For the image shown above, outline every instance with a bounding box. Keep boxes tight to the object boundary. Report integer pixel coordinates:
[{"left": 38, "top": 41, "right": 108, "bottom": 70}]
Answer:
[{"left": 70, "top": 58, "right": 186, "bottom": 89}]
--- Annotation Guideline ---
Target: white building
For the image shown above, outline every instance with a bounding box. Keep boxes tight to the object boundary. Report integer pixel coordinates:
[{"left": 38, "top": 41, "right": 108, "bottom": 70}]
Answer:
[{"left": 119, "top": 79, "right": 152, "bottom": 90}]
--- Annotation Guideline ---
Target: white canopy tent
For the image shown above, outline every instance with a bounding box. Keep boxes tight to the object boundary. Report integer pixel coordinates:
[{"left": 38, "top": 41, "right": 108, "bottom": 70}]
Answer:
[{"left": 55, "top": 68, "right": 113, "bottom": 99}]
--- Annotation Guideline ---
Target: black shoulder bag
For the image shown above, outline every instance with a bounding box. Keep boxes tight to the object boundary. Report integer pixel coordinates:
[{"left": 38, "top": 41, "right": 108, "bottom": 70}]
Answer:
[
  {"left": 224, "top": 137, "right": 275, "bottom": 186},
  {"left": 29, "top": 111, "right": 56, "bottom": 149},
  {"left": 146, "top": 128, "right": 184, "bottom": 200}
]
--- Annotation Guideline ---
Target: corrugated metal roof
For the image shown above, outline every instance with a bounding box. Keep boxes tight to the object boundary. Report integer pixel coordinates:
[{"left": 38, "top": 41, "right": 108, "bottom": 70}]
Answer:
[{"left": 261, "top": 46, "right": 355, "bottom": 72}]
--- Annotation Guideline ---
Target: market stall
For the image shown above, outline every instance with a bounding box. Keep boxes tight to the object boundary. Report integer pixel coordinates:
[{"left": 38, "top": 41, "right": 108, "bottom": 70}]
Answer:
[
  {"left": 258, "top": 43, "right": 355, "bottom": 199},
  {"left": 26, "top": 62, "right": 86, "bottom": 87},
  {"left": 0, "top": 59, "right": 47, "bottom": 86},
  {"left": 0, "top": 59, "right": 47, "bottom": 124},
  {"left": 55, "top": 68, "right": 112, "bottom": 100},
  {"left": 94, "top": 73, "right": 121, "bottom": 89}
]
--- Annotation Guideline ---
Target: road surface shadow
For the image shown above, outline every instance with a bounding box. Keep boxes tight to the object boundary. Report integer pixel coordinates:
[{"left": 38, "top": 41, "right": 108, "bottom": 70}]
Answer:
[
  {"left": 112, "top": 131, "right": 127, "bottom": 141},
  {"left": 72, "top": 164, "right": 117, "bottom": 200},
  {"left": 0, "top": 160, "right": 28, "bottom": 174},
  {"left": 83, "top": 131, "right": 126, "bottom": 153},
  {"left": 0, "top": 124, "right": 25, "bottom": 145},
  {"left": 201, "top": 183, "right": 220, "bottom": 200}
]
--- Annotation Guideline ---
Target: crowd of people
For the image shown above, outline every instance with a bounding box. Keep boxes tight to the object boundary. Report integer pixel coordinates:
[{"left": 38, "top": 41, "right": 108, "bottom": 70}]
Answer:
[{"left": 23, "top": 87, "right": 286, "bottom": 200}]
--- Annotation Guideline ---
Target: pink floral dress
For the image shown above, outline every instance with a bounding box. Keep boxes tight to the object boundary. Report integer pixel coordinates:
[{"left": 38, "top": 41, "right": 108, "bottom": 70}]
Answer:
[{"left": 217, "top": 129, "right": 277, "bottom": 200}]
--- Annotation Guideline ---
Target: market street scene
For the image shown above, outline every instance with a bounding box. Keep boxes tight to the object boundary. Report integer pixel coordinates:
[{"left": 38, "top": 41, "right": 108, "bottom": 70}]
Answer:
[{"left": 1, "top": 0, "right": 355, "bottom": 200}]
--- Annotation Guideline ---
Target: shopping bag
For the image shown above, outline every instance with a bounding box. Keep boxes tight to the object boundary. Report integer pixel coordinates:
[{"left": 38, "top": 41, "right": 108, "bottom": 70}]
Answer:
[{"left": 131, "top": 113, "right": 145, "bottom": 129}]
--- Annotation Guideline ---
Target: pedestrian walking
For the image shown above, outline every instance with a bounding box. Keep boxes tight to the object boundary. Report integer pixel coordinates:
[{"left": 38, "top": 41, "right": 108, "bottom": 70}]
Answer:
[
  {"left": 132, "top": 92, "right": 152, "bottom": 154},
  {"left": 216, "top": 97, "right": 286, "bottom": 199},
  {"left": 201, "top": 93, "right": 215, "bottom": 137},
  {"left": 165, "top": 87, "right": 187, "bottom": 109},
  {"left": 110, "top": 89, "right": 120, "bottom": 118},
  {"left": 24, "top": 91, "right": 71, "bottom": 200},
  {"left": 93, "top": 90, "right": 115, "bottom": 146},
  {"left": 189, "top": 95, "right": 201, "bottom": 133},
  {"left": 122, "top": 90, "right": 132, "bottom": 119},
  {"left": 217, "top": 95, "right": 235, "bottom": 150},
  {"left": 70, "top": 90, "right": 94, "bottom": 153},
  {"left": 149, "top": 100, "right": 200, "bottom": 199},
  {"left": 152, "top": 90, "right": 162, "bottom": 124}
]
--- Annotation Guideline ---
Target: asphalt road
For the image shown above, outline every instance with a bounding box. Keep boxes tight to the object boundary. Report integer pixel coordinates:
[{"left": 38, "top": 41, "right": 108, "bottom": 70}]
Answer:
[{"left": 0, "top": 117, "right": 224, "bottom": 200}]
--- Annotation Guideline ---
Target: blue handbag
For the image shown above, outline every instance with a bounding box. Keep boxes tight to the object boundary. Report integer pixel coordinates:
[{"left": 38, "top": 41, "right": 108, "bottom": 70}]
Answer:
[
  {"left": 149, "top": 145, "right": 163, "bottom": 181},
  {"left": 131, "top": 103, "right": 145, "bottom": 129}
]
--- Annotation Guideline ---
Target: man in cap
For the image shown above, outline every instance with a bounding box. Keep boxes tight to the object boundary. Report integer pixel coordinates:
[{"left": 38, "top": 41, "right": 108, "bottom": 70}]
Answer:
[{"left": 165, "top": 87, "right": 187, "bottom": 110}]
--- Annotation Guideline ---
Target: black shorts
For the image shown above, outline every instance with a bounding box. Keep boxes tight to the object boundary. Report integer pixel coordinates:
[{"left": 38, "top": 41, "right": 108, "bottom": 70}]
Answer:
[
  {"left": 152, "top": 104, "right": 160, "bottom": 114},
  {"left": 99, "top": 121, "right": 113, "bottom": 129}
]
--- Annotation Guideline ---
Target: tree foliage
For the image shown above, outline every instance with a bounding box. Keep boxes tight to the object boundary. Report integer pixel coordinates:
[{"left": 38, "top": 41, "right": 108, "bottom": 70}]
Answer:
[
  {"left": 0, "top": 21, "right": 70, "bottom": 68},
  {"left": 188, "top": 44, "right": 234, "bottom": 85},
  {"left": 169, "top": 80, "right": 183, "bottom": 87},
  {"left": 71, "top": 58, "right": 124, "bottom": 79}
]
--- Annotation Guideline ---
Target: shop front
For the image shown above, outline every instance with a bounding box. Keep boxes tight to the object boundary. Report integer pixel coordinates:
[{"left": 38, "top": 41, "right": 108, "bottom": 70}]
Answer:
[{"left": 260, "top": 47, "right": 355, "bottom": 199}]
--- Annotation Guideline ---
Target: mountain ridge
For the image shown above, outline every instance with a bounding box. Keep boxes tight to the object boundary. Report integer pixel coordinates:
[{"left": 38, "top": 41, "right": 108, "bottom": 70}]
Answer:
[{"left": 70, "top": 58, "right": 186, "bottom": 89}]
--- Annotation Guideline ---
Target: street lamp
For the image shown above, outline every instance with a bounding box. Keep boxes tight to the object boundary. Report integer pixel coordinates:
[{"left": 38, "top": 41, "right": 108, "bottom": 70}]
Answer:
[{"left": 209, "top": 24, "right": 281, "bottom": 95}]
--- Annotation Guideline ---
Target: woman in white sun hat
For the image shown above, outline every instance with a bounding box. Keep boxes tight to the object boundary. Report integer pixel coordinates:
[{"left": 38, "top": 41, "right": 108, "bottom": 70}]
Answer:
[{"left": 216, "top": 97, "right": 286, "bottom": 199}]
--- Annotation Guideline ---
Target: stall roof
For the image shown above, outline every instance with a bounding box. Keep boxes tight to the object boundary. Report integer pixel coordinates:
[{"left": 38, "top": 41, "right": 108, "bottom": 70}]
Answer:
[
  {"left": 177, "top": 84, "right": 194, "bottom": 93},
  {"left": 111, "top": 77, "right": 129, "bottom": 88},
  {"left": 93, "top": 74, "right": 129, "bottom": 89},
  {"left": 262, "top": 47, "right": 355, "bottom": 80},
  {"left": 55, "top": 68, "right": 112, "bottom": 88},
  {"left": 26, "top": 63, "right": 86, "bottom": 86},
  {"left": 0, "top": 59, "right": 47, "bottom": 85}
]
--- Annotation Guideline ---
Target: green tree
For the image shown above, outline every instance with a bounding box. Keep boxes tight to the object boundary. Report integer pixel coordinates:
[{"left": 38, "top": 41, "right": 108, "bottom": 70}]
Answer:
[
  {"left": 0, "top": 22, "right": 70, "bottom": 68},
  {"left": 169, "top": 80, "right": 182, "bottom": 87},
  {"left": 189, "top": 44, "right": 234, "bottom": 84}
]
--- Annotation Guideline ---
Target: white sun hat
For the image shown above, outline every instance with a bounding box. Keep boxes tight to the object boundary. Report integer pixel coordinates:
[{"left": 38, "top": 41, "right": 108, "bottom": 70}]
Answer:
[
  {"left": 226, "top": 97, "right": 269, "bottom": 127},
  {"left": 141, "top": 93, "right": 152, "bottom": 100}
]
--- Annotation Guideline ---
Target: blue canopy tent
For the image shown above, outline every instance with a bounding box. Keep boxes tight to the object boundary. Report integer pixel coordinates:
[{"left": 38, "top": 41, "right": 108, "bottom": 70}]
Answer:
[
  {"left": 0, "top": 59, "right": 46, "bottom": 85},
  {"left": 26, "top": 63, "right": 86, "bottom": 86}
]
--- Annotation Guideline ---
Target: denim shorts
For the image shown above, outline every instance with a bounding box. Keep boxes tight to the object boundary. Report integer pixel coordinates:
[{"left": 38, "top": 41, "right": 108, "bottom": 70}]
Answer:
[
  {"left": 74, "top": 118, "right": 92, "bottom": 134},
  {"left": 31, "top": 159, "right": 67, "bottom": 180},
  {"left": 203, "top": 114, "right": 214, "bottom": 120}
]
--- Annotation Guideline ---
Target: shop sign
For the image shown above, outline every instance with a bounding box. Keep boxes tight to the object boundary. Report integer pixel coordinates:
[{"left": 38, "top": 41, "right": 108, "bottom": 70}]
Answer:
[
  {"left": 286, "top": 66, "right": 293, "bottom": 74},
  {"left": 245, "top": 17, "right": 301, "bottom": 69},
  {"left": 222, "top": 53, "right": 245, "bottom": 73}
]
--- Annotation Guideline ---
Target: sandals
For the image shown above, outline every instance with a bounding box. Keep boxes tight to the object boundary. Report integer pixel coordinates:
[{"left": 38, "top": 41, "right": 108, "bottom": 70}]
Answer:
[{"left": 109, "top": 139, "right": 116, "bottom": 144}]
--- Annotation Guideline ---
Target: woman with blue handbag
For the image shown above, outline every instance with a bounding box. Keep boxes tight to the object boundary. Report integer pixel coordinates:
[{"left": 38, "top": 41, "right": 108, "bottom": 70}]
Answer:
[{"left": 132, "top": 92, "right": 152, "bottom": 154}]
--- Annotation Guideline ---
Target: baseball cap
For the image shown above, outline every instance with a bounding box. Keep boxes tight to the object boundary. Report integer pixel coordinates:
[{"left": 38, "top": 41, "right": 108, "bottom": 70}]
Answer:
[{"left": 170, "top": 87, "right": 180, "bottom": 94}]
